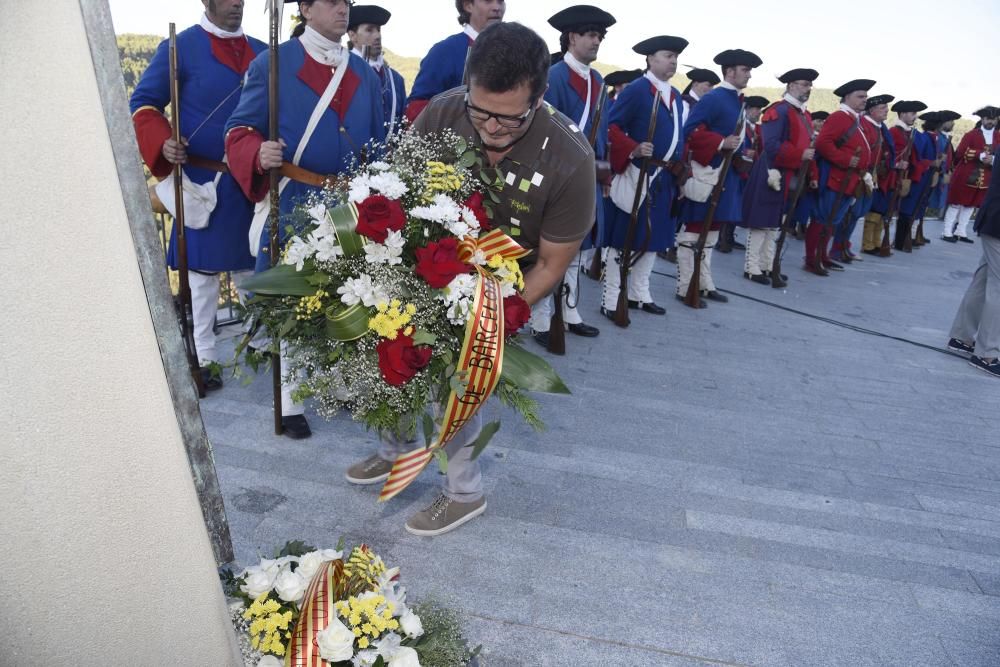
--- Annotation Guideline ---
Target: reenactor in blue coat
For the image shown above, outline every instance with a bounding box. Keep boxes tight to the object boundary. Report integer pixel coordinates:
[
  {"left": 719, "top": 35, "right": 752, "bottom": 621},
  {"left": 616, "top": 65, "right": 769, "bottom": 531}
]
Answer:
[
  {"left": 225, "top": 0, "right": 386, "bottom": 438},
  {"left": 347, "top": 5, "right": 407, "bottom": 137},
  {"left": 130, "top": 0, "right": 265, "bottom": 390},
  {"left": 601, "top": 35, "right": 689, "bottom": 318},
  {"left": 676, "top": 48, "right": 762, "bottom": 305},
  {"left": 530, "top": 4, "right": 615, "bottom": 347},
  {"left": 404, "top": 0, "right": 506, "bottom": 121}
]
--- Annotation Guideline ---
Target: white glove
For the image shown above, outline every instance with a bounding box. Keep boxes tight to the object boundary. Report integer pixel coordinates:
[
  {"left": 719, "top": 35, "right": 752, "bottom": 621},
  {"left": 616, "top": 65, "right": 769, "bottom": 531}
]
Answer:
[
  {"left": 767, "top": 168, "right": 782, "bottom": 192},
  {"left": 862, "top": 172, "right": 874, "bottom": 193}
]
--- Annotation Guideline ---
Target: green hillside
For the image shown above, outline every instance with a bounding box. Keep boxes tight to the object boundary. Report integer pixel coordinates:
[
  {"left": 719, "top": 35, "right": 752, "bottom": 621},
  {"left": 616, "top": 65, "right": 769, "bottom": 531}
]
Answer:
[{"left": 116, "top": 34, "right": 973, "bottom": 138}]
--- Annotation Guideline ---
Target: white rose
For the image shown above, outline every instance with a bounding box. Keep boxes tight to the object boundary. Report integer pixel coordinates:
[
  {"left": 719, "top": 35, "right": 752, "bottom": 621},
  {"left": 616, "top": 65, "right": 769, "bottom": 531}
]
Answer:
[
  {"left": 240, "top": 566, "right": 276, "bottom": 599},
  {"left": 399, "top": 610, "right": 424, "bottom": 639},
  {"left": 296, "top": 551, "right": 326, "bottom": 581},
  {"left": 388, "top": 646, "right": 421, "bottom": 667},
  {"left": 257, "top": 656, "right": 283, "bottom": 667},
  {"left": 273, "top": 569, "right": 308, "bottom": 604},
  {"left": 316, "top": 618, "right": 356, "bottom": 662}
]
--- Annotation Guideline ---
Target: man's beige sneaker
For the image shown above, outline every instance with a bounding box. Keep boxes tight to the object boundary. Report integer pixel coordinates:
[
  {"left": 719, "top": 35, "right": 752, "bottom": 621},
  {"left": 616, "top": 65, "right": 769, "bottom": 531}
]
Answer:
[
  {"left": 345, "top": 454, "right": 394, "bottom": 485},
  {"left": 405, "top": 494, "right": 486, "bottom": 536}
]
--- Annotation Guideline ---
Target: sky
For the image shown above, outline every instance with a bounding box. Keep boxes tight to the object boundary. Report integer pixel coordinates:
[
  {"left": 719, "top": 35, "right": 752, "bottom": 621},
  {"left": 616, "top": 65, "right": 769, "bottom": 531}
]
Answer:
[{"left": 109, "top": 0, "right": 1000, "bottom": 119}]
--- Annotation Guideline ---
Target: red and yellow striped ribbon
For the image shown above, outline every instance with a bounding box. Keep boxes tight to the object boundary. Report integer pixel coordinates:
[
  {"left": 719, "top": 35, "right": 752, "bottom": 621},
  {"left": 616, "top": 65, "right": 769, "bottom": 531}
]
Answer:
[
  {"left": 378, "top": 229, "right": 529, "bottom": 502},
  {"left": 286, "top": 561, "right": 342, "bottom": 666}
]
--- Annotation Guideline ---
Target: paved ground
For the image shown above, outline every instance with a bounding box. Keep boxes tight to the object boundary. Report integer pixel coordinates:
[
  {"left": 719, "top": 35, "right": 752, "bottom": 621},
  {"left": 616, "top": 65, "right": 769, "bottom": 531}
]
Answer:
[{"left": 204, "top": 218, "right": 1000, "bottom": 666}]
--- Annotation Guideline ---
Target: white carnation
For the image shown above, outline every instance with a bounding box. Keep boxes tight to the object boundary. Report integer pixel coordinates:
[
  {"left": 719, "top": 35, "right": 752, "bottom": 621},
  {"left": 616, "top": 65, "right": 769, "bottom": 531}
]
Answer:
[
  {"left": 369, "top": 160, "right": 391, "bottom": 171},
  {"left": 311, "top": 233, "right": 344, "bottom": 263},
  {"left": 368, "top": 171, "right": 408, "bottom": 199},
  {"left": 364, "top": 230, "right": 405, "bottom": 266},
  {"left": 352, "top": 649, "right": 381, "bottom": 667},
  {"left": 438, "top": 273, "right": 477, "bottom": 325},
  {"left": 283, "top": 236, "right": 313, "bottom": 271},
  {"left": 337, "top": 274, "right": 387, "bottom": 308},
  {"left": 307, "top": 203, "right": 328, "bottom": 225},
  {"left": 410, "top": 194, "right": 461, "bottom": 226},
  {"left": 348, "top": 174, "right": 372, "bottom": 203},
  {"left": 399, "top": 610, "right": 424, "bottom": 639}
]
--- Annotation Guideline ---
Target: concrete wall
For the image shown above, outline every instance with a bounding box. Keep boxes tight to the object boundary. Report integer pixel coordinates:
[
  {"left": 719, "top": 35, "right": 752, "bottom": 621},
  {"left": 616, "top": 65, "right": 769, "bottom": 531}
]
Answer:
[{"left": 0, "top": 1, "right": 241, "bottom": 664}]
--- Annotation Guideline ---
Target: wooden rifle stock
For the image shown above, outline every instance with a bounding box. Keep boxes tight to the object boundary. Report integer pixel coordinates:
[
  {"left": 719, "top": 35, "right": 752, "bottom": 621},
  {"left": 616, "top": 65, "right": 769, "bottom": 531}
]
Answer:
[
  {"left": 267, "top": 2, "right": 283, "bottom": 434},
  {"left": 614, "top": 91, "right": 661, "bottom": 327},
  {"left": 584, "top": 86, "right": 609, "bottom": 282},
  {"left": 168, "top": 24, "right": 206, "bottom": 398},
  {"left": 683, "top": 112, "right": 746, "bottom": 308},
  {"left": 548, "top": 87, "right": 610, "bottom": 352},
  {"left": 913, "top": 161, "right": 941, "bottom": 246},
  {"left": 815, "top": 146, "right": 863, "bottom": 269},
  {"left": 771, "top": 131, "right": 816, "bottom": 288},
  {"left": 882, "top": 130, "right": 915, "bottom": 256}
]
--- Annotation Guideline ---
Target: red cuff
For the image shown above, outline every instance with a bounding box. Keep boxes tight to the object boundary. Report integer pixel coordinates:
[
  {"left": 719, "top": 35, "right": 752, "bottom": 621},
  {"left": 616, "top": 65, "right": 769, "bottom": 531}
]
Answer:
[
  {"left": 225, "top": 127, "right": 269, "bottom": 202},
  {"left": 608, "top": 124, "right": 638, "bottom": 174},
  {"left": 404, "top": 99, "right": 430, "bottom": 123},
  {"left": 133, "top": 108, "right": 173, "bottom": 179},
  {"left": 688, "top": 125, "right": 725, "bottom": 166}
]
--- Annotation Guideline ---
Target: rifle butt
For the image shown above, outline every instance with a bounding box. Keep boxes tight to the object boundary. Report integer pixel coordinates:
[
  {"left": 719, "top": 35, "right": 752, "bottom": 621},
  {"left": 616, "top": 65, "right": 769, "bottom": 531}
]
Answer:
[
  {"left": 613, "top": 290, "right": 630, "bottom": 328},
  {"left": 683, "top": 261, "right": 702, "bottom": 309},
  {"left": 588, "top": 247, "right": 603, "bottom": 280},
  {"left": 547, "top": 286, "right": 567, "bottom": 355},
  {"left": 879, "top": 221, "right": 892, "bottom": 257}
]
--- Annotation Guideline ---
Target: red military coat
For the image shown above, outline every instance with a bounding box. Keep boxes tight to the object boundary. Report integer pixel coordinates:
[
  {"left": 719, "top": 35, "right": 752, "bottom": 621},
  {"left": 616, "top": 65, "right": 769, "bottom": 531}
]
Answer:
[
  {"left": 816, "top": 109, "right": 873, "bottom": 194},
  {"left": 947, "top": 127, "right": 999, "bottom": 208}
]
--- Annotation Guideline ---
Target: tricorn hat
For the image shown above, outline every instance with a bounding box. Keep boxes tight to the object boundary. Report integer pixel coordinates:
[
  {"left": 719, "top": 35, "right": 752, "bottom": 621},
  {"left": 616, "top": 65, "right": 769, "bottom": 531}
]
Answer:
[
  {"left": 548, "top": 5, "right": 616, "bottom": 32},
  {"left": 633, "top": 35, "right": 689, "bottom": 56},
  {"left": 347, "top": 4, "right": 391, "bottom": 31},
  {"left": 890, "top": 100, "right": 928, "bottom": 113},
  {"left": 865, "top": 94, "right": 895, "bottom": 110},
  {"left": 777, "top": 68, "right": 819, "bottom": 84},
  {"left": 833, "top": 79, "right": 876, "bottom": 97},
  {"left": 713, "top": 49, "right": 763, "bottom": 68}
]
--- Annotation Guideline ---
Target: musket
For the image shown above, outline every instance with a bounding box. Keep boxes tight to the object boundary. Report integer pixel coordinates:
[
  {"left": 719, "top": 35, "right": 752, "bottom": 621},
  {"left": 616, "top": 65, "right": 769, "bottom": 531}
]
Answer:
[
  {"left": 168, "top": 24, "right": 207, "bottom": 398},
  {"left": 814, "top": 146, "right": 863, "bottom": 271},
  {"left": 913, "top": 157, "right": 943, "bottom": 247},
  {"left": 770, "top": 127, "right": 816, "bottom": 289},
  {"left": 614, "top": 90, "right": 661, "bottom": 327},
  {"left": 881, "top": 128, "right": 915, "bottom": 256},
  {"left": 587, "top": 84, "right": 610, "bottom": 281},
  {"left": 683, "top": 111, "right": 746, "bottom": 308},
  {"left": 267, "top": 1, "right": 283, "bottom": 435}
]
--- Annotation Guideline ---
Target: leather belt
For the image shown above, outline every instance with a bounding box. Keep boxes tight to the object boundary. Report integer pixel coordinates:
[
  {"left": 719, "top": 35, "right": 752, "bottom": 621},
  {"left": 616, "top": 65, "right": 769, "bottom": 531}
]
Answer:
[
  {"left": 280, "top": 162, "right": 341, "bottom": 189},
  {"left": 188, "top": 155, "right": 229, "bottom": 173}
]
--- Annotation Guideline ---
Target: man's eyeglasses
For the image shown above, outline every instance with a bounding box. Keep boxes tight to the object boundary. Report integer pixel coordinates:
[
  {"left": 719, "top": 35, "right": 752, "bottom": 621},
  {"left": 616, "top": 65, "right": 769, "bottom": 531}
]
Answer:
[{"left": 464, "top": 94, "right": 535, "bottom": 129}]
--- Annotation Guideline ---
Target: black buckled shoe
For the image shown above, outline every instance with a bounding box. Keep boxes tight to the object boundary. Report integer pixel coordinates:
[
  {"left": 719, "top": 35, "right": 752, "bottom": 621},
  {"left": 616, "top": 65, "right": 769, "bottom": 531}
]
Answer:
[
  {"left": 281, "top": 414, "right": 312, "bottom": 440},
  {"left": 567, "top": 322, "right": 600, "bottom": 337},
  {"left": 702, "top": 290, "right": 728, "bottom": 303},
  {"left": 599, "top": 306, "right": 617, "bottom": 322},
  {"left": 532, "top": 330, "right": 550, "bottom": 347},
  {"left": 676, "top": 294, "right": 707, "bottom": 309},
  {"left": 762, "top": 270, "right": 788, "bottom": 282},
  {"left": 941, "top": 235, "right": 958, "bottom": 243},
  {"left": 200, "top": 366, "right": 223, "bottom": 392},
  {"left": 958, "top": 236, "right": 974, "bottom": 244},
  {"left": 628, "top": 300, "right": 666, "bottom": 315},
  {"left": 824, "top": 260, "right": 845, "bottom": 271},
  {"left": 731, "top": 240, "right": 746, "bottom": 250},
  {"left": 744, "top": 272, "right": 770, "bottom": 285}
]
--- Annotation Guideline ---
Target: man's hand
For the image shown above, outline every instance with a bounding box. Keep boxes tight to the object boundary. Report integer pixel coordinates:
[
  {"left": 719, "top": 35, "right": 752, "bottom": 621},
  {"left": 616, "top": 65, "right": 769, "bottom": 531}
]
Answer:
[
  {"left": 809, "top": 179, "right": 818, "bottom": 190},
  {"left": 721, "top": 135, "right": 742, "bottom": 151},
  {"left": 522, "top": 238, "right": 582, "bottom": 306},
  {"left": 934, "top": 156, "right": 944, "bottom": 167},
  {"left": 801, "top": 148, "right": 815, "bottom": 162},
  {"left": 744, "top": 148, "right": 757, "bottom": 160},
  {"left": 849, "top": 155, "right": 860, "bottom": 168},
  {"left": 896, "top": 159, "right": 909, "bottom": 170},
  {"left": 259, "top": 139, "right": 287, "bottom": 170},
  {"left": 631, "top": 142, "right": 654, "bottom": 159},
  {"left": 162, "top": 137, "right": 188, "bottom": 164}
]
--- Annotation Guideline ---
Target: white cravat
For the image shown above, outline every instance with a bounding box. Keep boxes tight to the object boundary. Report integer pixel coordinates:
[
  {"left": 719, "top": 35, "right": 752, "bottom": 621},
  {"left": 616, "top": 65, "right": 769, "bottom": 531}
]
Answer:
[
  {"left": 719, "top": 80, "right": 739, "bottom": 93},
  {"left": 351, "top": 47, "right": 384, "bottom": 71},
  {"left": 689, "top": 90, "right": 701, "bottom": 102},
  {"left": 565, "top": 52, "right": 593, "bottom": 128},
  {"left": 462, "top": 24, "right": 480, "bottom": 41},
  {"left": 199, "top": 13, "right": 244, "bottom": 38},
  {"left": 982, "top": 127, "right": 995, "bottom": 144},
  {"left": 864, "top": 115, "right": 882, "bottom": 128},
  {"left": 839, "top": 103, "right": 859, "bottom": 119},
  {"left": 299, "top": 26, "right": 345, "bottom": 67},
  {"left": 642, "top": 72, "right": 681, "bottom": 160},
  {"left": 894, "top": 119, "right": 913, "bottom": 131},
  {"left": 782, "top": 92, "right": 806, "bottom": 111}
]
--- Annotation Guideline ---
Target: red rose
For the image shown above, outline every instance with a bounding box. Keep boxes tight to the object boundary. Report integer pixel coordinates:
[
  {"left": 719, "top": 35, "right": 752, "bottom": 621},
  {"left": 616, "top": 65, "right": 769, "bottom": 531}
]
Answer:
[
  {"left": 414, "top": 237, "right": 472, "bottom": 288},
  {"left": 355, "top": 194, "right": 406, "bottom": 243},
  {"left": 502, "top": 294, "right": 531, "bottom": 337},
  {"left": 463, "top": 192, "right": 491, "bottom": 231},
  {"left": 376, "top": 333, "right": 433, "bottom": 386}
]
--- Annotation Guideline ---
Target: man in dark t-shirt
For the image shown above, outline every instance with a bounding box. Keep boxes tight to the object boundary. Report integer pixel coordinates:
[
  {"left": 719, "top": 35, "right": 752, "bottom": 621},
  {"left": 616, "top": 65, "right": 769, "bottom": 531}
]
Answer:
[{"left": 345, "top": 22, "right": 595, "bottom": 536}]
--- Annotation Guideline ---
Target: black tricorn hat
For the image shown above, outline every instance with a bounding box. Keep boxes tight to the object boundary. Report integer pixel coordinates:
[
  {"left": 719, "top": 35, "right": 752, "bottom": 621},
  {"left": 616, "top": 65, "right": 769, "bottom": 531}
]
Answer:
[
  {"left": 713, "top": 49, "right": 763, "bottom": 68},
  {"left": 605, "top": 69, "right": 643, "bottom": 87},
  {"left": 548, "top": 5, "right": 616, "bottom": 32},
  {"left": 974, "top": 105, "right": 1000, "bottom": 119},
  {"left": 686, "top": 68, "right": 721, "bottom": 85},
  {"left": 347, "top": 5, "right": 391, "bottom": 31},
  {"left": 745, "top": 96, "right": 770, "bottom": 109},
  {"left": 937, "top": 110, "right": 961, "bottom": 122},
  {"left": 919, "top": 111, "right": 940, "bottom": 122},
  {"left": 777, "top": 68, "right": 819, "bottom": 84},
  {"left": 811, "top": 111, "right": 830, "bottom": 121},
  {"left": 833, "top": 79, "right": 876, "bottom": 97},
  {"left": 865, "top": 94, "right": 895, "bottom": 110},
  {"left": 633, "top": 35, "right": 689, "bottom": 56},
  {"left": 891, "top": 100, "right": 928, "bottom": 113}
]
